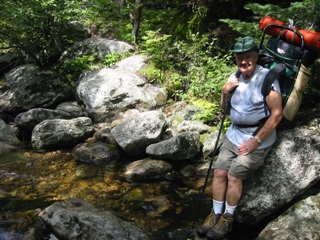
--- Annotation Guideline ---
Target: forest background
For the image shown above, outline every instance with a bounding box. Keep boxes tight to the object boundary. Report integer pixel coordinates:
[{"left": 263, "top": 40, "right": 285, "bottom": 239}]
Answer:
[{"left": 1, "top": 0, "right": 319, "bottom": 125}]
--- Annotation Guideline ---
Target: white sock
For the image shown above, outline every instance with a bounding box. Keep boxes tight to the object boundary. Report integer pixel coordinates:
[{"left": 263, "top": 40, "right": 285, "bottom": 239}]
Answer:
[
  {"left": 224, "top": 201, "right": 237, "bottom": 215},
  {"left": 212, "top": 199, "right": 224, "bottom": 214}
]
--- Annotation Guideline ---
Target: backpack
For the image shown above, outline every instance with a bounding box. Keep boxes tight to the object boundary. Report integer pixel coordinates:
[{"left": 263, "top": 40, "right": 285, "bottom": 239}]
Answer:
[{"left": 257, "top": 16, "right": 319, "bottom": 121}]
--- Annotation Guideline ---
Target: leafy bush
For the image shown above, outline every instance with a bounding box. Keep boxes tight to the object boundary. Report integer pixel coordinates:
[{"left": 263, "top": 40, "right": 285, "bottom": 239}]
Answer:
[
  {"left": 140, "top": 30, "right": 236, "bottom": 106},
  {"left": 57, "top": 55, "right": 97, "bottom": 86},
  {"left": 0, "top": 0, "right": 86, "bottom": 66},
  {"left": 191, "top": 99, "right": 219, "bottom": 125}
]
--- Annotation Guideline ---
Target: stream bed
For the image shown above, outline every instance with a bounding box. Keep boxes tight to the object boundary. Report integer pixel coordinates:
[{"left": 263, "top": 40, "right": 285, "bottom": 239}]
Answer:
[{"left": 1, "top": 147, "right": 308, "bottom": 240}]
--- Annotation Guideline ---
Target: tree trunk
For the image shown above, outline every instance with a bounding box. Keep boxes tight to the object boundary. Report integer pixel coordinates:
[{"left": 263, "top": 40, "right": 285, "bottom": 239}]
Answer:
[
  {"left": 118, "top": 0, "right": 127, "bottom": 14},
  {"left": 132, "top": 0, "right": 144, "bottom": 44}
]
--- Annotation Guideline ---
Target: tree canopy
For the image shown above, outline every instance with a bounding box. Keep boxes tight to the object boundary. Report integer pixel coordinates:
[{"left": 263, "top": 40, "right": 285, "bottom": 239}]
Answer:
[{"left": 0, "top": 0, "right": 319, "bottom": 121}]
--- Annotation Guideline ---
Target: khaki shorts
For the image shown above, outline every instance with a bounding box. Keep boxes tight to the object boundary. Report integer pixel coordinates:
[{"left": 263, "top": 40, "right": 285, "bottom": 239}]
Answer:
[{"left": 214, "top": 137, "right": 273, "bottom": 180}]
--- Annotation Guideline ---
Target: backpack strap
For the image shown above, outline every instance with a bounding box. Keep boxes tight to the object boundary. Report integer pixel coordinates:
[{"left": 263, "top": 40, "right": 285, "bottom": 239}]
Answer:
[
  {"left": 261, "top": 63, "right": 286, "bottom": 115},
  {"left": 225, "top": 70, "right": 241, "bottom": 114}
]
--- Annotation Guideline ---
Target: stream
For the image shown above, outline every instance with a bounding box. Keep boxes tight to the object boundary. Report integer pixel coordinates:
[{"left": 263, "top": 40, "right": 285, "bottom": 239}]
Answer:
[{"left": 1, "top": 146, "right": 311, "bottom": 240}]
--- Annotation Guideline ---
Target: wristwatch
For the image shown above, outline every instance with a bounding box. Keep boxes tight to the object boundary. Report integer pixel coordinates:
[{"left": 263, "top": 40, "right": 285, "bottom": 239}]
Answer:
[{"left": 254, "top": 136, "right": 262, "bottom": 144}]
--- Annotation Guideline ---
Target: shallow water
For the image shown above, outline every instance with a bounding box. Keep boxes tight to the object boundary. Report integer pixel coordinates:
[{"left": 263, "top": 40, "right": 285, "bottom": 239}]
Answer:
[
  {"left": 1, "top": 147, "right": 308, "bottom": 240},
  {"left": 0, "top": 149, "right": 215, "bottom": 240}
]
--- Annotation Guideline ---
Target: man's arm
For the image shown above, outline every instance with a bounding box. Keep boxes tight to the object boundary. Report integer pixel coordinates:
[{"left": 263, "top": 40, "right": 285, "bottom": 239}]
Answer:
[{"left": 255, "top": 89, "right": 283, "bottom": 142}]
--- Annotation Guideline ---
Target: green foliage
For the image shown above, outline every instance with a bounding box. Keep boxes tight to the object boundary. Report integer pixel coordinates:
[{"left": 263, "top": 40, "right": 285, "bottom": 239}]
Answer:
[
  {"left": 246, "top": 1, "right": 320, "bottom": 31},
  {"left": 222, "top": 116, "right": 232, "bottom": 133},
  {"left": 219, "top": 19, "right": 261, "bottom": 41},
  {"left": 55, "top": 51, "right": 134, "bottom": 87},
  {"left": 104, "top": 53, "right": 125, "bottom": 68},
  {"left": 0, "top": 0, "right": 86, "bottom": 66},
  {"left": 221, "top": 0, "right": 320, "bottom": 38},
  {"left": 141, "top": 31, "right": 176, "bottom": 72},
  {"left": 218, "top": 0, "right": 320, "bottom": 46},
  {"left": 57, "top": 55, "right": 97, "bottom": 86},
  {"left": 191, "top": 99, "right": 220, "bottom": 125},
  {"left": 140, "top": 30, "right": 236, "bottom": 105}
]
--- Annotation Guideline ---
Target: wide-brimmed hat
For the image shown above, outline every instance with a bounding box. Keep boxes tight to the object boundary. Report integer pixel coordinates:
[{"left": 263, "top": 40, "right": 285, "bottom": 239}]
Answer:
[{"left": 229, "top": 36, "right": 258, "bottom": 53}]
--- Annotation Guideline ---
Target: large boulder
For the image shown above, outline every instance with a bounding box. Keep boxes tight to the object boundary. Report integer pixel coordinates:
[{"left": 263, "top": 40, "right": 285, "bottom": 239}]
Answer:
[
  {"left": 76, "top": 55, "right": 167, "bottom": 122},
  {"left": 72, "top": 142, "right": 121, "bottom": 168},
  {"left": 257, "top": 193, "right": 320, "bottom": 239},
  {"left": 111, "top": 110, "right": 167, "bottom": 156},
  {"left": 31, "top": 117, "right": 94, "bottom": 152},
  {"left": 0, "top": 64, "right": 72, "bottom": 115},
  {"left": 124, "top": 158, "right": 173, "bottom": 182},
  {"left": 38, "top": 198, "right": 148, "bottom": 240},
  {"left": 15, "top": 102, "right": 84, "bottom": 134},
  {"left": 236, "top": 117, "right": 320, "bottom": 224},
  {"left": 146, "top": 131, "right": 202, "bottom": 161}
]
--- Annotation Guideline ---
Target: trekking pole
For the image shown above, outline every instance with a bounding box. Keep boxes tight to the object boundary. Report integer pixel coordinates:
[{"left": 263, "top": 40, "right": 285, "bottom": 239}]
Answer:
[{"left": 190, "top": 71, "right": 240, "bottom": 233}]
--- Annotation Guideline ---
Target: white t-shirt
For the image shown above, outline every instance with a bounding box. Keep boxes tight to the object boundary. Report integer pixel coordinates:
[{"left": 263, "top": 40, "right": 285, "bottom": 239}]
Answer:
[{"left": 226, "top": 65, "right": 281, "bottom": 149}]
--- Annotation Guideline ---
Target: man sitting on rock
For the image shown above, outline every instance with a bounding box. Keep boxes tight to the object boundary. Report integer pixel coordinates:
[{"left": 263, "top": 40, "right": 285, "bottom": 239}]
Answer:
[{"left": 197, "top": 36, "right": 283, "bottom": 239}]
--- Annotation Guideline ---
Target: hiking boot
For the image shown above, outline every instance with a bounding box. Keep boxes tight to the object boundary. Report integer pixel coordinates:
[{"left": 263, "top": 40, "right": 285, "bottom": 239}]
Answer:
[
  {"left": 196, "top": 212, "right": 221, "bottom": 237},
  {"left": 206, "top": 213, "right": 233, "bottom": 240}
]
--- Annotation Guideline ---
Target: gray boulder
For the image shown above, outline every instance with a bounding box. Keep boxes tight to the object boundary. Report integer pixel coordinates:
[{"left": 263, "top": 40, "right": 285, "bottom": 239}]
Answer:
[
  {"left": 0, "top": 52, "right": 20, "bottom": 74},
  {"left": 124, "top": 157, "right": 173, "bottom": 182},
  {"left": 237, "top": 126, "right": 320, "bottom": 224},
  {"left": 177, "top": 120, "right": 210, "bottom": 134},
  {"left": 0, "top": 118, "right": 21, "bottom": 155},
  {"left": 72, "top": 142, "right": 121, "bottom": 168},
  {"left": 146, "top": 131, "right": 202, "bottom": 161},
  {"left": 257, "top": 193, "right": 320, "bottom": 240},
  {"left": 202, "top": 131, "right": 224, "bottom": 159},
  {"left": 111, "top": 110, "right": 166, "bottom": 156},
  {"left": 31, "top": 117, "right": 94, "bottom": 152},
  {"left": 38, "top": 198, "right": 148, "bottom": 240},
  {"left": 55, "top": 102, "right": 84, "bottom": 116},
  {"left": 15, "top": 102, "right": 84, "bottom": 134},
  {"left": 76, "top": 55, "right": 167, "bottom": 122},
  {"left": 0, "top": 64, "right": 72, "bottom": 115}
]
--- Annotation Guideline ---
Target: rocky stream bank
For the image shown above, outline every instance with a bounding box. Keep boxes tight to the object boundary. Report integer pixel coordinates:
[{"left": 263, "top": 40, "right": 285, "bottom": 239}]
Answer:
[{"left": 0, "top": 38, "right": 319, "bottom": 240}]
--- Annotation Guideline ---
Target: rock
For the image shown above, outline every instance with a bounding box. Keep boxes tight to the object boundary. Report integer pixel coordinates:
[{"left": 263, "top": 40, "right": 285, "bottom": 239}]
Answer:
[
  {"left": 72, "top": 142, "right": 121, "bottom": 168},
  {"left": 202, "top": 130, "right": 224, "bottom": 159},
  {"left": 177, "top": 120, "right": 210, "bottom": 134},
  {"left": 180, "top": 164, "right": 197, "bottom": 178},
  {"left": 31, "top": 117, "right": 94, "bottom": 152},
  {"left": 38, "top": 198, "right": 148, "bottom": 240},
  {"left": 143, "top": 195, "right": 175, "bottom": 218},
  {"left": 124, "top": 157, "right": 173, "bottom": 182},
  {"left": 76, "top": 55, "right": 167, "bottom": 122},
  {"left": 74, "top": 164, "right": 99, "bottom": 179},
  {"left": 0, "top": 64, "right": 72, "bottom": 115},
  {"left": 111, "top": 110, "right": 166, "bottom": 156},
  {"left": 146, "top": 131, "right": 202, "bottom": 160},
  {"left": 55, "top": 102, "right": 84, "bottom": 117},
  {"left": 0, "top": 118, "right": 21, "bottom": 155},
  {"left": 167, "top": 102, "right": 203, "bottom": 129},
  {"left": 257, "top": 193, "right": 320, "bottom": 240},
  {"left": 0, "top": 52, "right": 20, "bottom": 74},
  {"left": 15, "top": 102, "right": 83, "bottom": 134},
  {"left": 237, "top": 127, "right": 320, "bottom": 224}
]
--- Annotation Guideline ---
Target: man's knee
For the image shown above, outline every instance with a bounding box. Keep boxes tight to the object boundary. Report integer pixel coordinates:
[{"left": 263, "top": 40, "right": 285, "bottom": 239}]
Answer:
[
  {"left": 214, "top": 169, "right": 228, "bottom": 181},
  {"left": 227, "top": 172, "right": 242, "bottom": 186}
]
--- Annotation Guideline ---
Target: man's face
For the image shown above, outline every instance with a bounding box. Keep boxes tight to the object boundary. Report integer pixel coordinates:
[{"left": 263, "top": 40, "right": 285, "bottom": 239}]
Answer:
[{"left": 234, "top": 50, "right": 258, "bottom": 76}]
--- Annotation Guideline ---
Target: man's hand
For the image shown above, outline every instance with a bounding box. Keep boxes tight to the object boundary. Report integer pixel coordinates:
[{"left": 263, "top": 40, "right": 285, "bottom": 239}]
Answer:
[
  {"left": 222, "top": 75, "right": 239, "bottom": 94},
  {"left": 238, "top": 138, "right": 259, "bottom": 155}
]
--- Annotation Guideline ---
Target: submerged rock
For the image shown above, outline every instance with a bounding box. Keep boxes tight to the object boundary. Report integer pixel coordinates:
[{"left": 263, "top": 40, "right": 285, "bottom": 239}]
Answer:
[{"left": 38, "top": 198, "right": 148, "bottom": 240}]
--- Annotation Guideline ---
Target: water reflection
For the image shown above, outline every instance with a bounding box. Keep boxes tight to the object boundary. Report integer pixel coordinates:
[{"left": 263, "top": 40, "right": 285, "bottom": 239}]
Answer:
[{"left": 0, "top": 149, "right": 211, "bottom": 240}]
